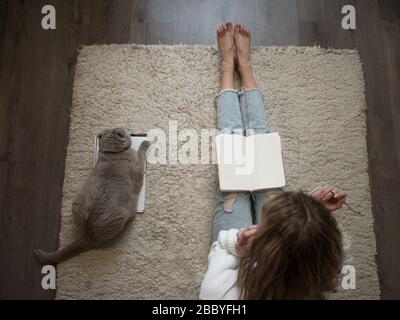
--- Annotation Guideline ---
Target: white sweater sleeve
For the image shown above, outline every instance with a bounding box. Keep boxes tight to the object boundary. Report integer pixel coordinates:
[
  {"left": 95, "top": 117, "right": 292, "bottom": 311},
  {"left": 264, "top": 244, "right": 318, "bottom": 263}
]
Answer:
[{"left": 199, "top": 229, "right": 241, "bottom": 300}]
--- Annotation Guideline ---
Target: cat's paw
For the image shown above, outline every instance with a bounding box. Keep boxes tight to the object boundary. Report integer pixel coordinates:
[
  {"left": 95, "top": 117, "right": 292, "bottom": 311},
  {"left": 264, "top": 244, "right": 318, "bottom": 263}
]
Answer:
[{"left": 140, "top": 140, "right": 151, "bottom": 151}]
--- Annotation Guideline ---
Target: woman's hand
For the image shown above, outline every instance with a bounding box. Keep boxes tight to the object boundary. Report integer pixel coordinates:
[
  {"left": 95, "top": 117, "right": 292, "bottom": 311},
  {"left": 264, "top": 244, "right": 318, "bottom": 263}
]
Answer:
[
  {"left": 235, "top": 225, "right": 258, "bottom": 257},
  {"left": 310, "top": 184, "right": 347, "bottom": 212}
]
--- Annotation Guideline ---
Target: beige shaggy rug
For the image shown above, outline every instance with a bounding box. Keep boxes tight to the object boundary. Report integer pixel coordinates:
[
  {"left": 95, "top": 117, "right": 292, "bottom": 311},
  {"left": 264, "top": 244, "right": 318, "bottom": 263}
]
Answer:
[{"left": 57, "top": 44, "right": 379, "bottom": 299}]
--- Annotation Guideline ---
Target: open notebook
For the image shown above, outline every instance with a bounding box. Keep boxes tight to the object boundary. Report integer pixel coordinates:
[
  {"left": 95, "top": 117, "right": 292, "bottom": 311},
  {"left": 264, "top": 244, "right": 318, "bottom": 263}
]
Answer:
[
  {"left": 94, "top": 134, "right": 147, "bottom": 213},
  {"left": 215, "top": 132, "right": 286, "bottom": 192}
]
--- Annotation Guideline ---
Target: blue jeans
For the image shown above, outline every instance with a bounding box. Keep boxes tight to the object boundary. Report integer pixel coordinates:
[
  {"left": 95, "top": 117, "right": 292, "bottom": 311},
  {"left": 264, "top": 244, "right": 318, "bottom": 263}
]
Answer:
[{"left": 212, "top": 88, "right": 282, "bottom": 242}]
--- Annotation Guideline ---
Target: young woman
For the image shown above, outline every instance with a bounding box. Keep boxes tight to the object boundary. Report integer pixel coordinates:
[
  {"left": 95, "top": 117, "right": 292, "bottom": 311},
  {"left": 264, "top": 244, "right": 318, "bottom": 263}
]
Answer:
[{"left": 200, "top": 22, "right": 346, "bottom": 300}]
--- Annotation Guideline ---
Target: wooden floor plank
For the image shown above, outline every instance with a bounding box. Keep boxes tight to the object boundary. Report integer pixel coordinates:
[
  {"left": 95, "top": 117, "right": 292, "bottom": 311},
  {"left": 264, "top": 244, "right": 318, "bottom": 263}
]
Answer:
[
  {"left": 256, "top": 0, "right": 299, "bottom": 45},
  {"left": 353, "top": 0, "right": 400, "bottom": 298}
]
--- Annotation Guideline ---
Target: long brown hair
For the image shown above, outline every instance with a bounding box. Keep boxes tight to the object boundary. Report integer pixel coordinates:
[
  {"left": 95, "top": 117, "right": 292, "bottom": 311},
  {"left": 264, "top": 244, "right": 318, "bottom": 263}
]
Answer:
[{"left": 238, "top": 191, "right": 343, "bottom": 299}]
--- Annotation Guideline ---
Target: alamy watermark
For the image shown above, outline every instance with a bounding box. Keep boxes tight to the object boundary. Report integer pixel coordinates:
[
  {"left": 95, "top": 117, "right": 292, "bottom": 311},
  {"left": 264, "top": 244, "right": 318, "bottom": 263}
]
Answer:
[
  {"left": 41, "top": 265, "right": 56, "bottom": 290},
  {"left": 341, "top": 5, "right": 356, "bottom": 30},
  {"left": 145, "top": 121, "right": 255, "bottom": 175},
  {"left": 40, "top": 264, "right": 356, "bottom": 290},
  {"left": 41, "top": 5, "right": 56, "bottom": 30},
  {"left": 40, "top": 4, "right": 356, "bottom": 32}
]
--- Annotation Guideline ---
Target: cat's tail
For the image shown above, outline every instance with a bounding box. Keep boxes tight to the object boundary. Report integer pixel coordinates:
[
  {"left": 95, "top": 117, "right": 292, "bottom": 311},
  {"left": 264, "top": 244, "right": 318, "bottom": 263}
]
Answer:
[{"left": 34, "top": 240, "right": 90, "bottom": 265}]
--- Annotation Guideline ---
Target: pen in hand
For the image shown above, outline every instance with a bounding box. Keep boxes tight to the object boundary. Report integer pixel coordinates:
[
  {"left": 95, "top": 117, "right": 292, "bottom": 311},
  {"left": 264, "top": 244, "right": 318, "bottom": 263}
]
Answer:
[
  {"left": 329, "top": 190, "right": 362, "bottom": 215},
  {"left": 308, "top": 186, "right": 363, "bottom": 215}
]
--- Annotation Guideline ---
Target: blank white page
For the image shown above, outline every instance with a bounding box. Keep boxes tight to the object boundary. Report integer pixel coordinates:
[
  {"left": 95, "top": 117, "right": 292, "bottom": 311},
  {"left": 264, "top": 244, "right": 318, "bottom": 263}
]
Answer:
[
  {"left": 216, "top": 134, "right": 253, "bottom": 191},
  {"left": 131, "top": 135, "right": 147, "bottom": 213},
  {"left": 216, "top": 133, "right": 285, "bottom": 191},
  {"left": 252, "top": 133, "right": 286, "bottom": 190}
]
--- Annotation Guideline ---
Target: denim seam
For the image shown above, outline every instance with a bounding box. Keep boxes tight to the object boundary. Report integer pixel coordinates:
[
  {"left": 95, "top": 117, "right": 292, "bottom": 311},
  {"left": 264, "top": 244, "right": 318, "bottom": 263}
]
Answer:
[{"left": 244, "top": 91, "right": 251, "bottom": 136}]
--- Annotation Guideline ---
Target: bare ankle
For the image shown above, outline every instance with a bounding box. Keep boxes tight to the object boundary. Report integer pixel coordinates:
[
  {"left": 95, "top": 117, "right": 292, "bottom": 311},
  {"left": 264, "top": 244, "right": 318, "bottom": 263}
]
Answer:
[
  {"left": 237, "top": 61, "right": 252, "bottom": 76},
  {"left": 239, "top": 63, "right": 257, "bottom": 88},
  {"left": 220, "top": 60, "right": 235, "bottom": 73}
]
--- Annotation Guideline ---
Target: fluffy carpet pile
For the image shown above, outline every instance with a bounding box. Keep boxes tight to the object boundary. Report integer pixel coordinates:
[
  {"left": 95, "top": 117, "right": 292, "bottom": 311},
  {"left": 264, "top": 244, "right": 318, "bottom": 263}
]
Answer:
[{"left": 56, "top": 44, "right": 379, "bottom": 299}]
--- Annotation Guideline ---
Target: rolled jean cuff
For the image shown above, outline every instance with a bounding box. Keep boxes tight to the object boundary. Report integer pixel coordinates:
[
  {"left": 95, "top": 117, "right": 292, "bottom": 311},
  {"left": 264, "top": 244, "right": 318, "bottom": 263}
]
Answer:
[
  {"left": 215, "top": 88, "right": 238, "bottom": 100},
  {"left": 238, "top": 87, "right": 262, "bottom": 95}
]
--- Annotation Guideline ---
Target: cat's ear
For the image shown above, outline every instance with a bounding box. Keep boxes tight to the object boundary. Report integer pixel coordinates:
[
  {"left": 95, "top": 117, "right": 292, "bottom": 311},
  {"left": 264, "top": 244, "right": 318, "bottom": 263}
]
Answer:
[
  {"left": 114, "top": 127, "right": 130, "bottom": 139},
  {"left": 98, "top": 129, "right": 107, "bottom": 139}
]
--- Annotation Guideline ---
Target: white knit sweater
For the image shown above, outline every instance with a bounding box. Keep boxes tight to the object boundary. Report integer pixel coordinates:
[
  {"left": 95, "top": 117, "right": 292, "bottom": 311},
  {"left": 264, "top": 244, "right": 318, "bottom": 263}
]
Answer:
[{"left": 199, "top": 229, "right": 241, "bottom": 300}]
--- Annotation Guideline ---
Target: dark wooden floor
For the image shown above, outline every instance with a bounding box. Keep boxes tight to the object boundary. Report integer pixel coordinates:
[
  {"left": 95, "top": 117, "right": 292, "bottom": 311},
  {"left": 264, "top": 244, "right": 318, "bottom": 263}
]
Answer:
[{"left": 0, "top": 0, "right": 399, "bottom": 299}]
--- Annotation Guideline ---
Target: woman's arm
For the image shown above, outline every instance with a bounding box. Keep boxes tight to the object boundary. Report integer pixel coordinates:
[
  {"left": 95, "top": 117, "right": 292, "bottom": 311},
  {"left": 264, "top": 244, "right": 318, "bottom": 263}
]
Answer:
[
  {"left": 235, "top": 225, "right": 258, "bottom": 257},
  {"left": 199, "top": 229, "right": 241, "bottom": 300},
  {"left": 309, "top": 184, "right": 347, "bottom": 211}
]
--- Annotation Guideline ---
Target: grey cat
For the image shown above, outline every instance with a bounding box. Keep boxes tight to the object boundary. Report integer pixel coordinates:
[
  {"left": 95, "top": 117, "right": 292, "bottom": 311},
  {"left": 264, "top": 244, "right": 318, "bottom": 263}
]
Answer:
[{"left": 34, "top": 128, "right": 150, "bottom": 264}]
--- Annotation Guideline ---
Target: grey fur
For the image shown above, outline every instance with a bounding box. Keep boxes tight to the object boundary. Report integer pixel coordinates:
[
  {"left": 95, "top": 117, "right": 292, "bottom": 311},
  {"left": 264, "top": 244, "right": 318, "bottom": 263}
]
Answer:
[{"left": 34, "top": 128, "right": 149, "bottom": 264}]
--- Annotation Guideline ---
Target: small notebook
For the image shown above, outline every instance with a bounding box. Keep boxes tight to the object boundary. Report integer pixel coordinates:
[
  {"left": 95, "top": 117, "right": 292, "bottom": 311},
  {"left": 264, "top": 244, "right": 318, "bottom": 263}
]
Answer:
[
  {"left": 215, "top": 132, "right": 286, "bottom": 192},
  {"left": 94, "top": 134, "right": 147, "bottom": 213}
]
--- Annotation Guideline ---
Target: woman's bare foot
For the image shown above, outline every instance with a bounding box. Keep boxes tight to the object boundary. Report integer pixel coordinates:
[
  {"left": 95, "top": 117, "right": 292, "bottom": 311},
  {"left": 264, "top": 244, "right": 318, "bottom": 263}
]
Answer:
[
  {"left": 217, "top": 22, "right": 235, "bottom": 72},
  {"left": 217, "top": 22, "right": 235, "bottom": 89},
  {"left": 234, "top": 24, "right": 257, "bottom": 88}
]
